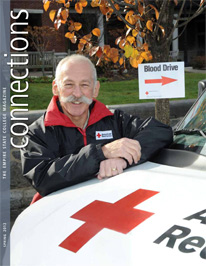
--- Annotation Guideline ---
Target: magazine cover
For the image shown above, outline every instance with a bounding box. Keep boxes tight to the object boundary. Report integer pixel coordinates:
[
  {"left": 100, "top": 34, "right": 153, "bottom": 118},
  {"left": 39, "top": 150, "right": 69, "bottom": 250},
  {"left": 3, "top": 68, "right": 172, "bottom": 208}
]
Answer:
[{"left": 1, "top": 0, "right": 206, "bottom": 265}]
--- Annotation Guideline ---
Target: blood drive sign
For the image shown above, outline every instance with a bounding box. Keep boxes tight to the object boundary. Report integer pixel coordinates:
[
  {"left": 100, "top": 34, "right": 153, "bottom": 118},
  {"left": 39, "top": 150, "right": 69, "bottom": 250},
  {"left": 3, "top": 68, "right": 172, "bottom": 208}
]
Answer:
[{"left": 138, "top": 61, "right": 185, "bottom": 99}]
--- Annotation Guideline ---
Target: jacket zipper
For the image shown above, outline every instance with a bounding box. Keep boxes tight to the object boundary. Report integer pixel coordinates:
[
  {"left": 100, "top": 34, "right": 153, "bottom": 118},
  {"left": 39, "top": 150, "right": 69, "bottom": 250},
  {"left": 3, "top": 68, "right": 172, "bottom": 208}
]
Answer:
[{"left": 78, "top": 128, "right": 87, "bottom": 146}]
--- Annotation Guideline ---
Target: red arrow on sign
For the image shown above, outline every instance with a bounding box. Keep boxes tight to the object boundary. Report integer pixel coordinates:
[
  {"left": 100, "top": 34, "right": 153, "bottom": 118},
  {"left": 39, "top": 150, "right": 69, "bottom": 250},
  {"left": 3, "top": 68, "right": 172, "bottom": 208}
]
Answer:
[{"left": 145, "top": 76, "right": 177, "bottom": 86}]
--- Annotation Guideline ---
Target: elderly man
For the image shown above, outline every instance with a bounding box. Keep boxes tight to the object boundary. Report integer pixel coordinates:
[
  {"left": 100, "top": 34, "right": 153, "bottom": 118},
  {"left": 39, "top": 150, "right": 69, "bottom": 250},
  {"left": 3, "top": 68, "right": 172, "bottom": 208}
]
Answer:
[{"left": 21, "top": 54, "right": 173, "bottom": 202}]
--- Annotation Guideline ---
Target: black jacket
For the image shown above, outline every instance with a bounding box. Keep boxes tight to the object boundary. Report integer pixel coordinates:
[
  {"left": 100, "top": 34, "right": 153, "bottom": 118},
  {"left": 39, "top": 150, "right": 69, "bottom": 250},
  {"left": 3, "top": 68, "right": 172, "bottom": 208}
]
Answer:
[{"left": 21, "top": 97, "right": 173, "bottom": 196}]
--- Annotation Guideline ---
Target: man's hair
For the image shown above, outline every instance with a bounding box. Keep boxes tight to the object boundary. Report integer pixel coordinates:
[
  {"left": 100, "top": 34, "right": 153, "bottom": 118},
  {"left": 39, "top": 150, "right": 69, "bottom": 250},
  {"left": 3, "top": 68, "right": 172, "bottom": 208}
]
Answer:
[{"left": 55, "top": 54, "right": 97, "bottom": 87}]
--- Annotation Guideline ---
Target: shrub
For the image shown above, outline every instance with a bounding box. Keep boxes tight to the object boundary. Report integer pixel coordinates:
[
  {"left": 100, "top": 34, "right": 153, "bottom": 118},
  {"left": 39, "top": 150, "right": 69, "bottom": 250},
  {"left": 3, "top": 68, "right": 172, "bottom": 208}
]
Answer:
[{"left": 191, "top": 56, "right": 206, "bottom": 69}]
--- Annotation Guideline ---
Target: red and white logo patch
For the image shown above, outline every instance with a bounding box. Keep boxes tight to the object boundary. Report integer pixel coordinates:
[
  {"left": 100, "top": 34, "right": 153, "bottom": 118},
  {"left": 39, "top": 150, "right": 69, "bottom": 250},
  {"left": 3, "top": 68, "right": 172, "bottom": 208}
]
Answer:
[{"left": 96, "top": 130, "right": 113, "bottom": 140}]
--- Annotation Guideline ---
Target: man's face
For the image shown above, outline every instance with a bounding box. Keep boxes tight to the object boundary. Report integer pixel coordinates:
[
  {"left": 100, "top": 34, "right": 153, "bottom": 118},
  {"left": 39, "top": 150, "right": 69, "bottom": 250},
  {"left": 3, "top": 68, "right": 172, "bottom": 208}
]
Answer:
[{"left": 53, "top": 60, "right": 99, "bottom": 127}]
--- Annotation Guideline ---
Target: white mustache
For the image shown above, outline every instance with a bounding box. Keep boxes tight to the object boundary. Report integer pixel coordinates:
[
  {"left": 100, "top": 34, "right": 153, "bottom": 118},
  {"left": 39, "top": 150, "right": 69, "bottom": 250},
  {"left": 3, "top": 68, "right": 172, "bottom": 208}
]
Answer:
[{"left": 60, "top": 95, "right": 93, "bottom": 105}]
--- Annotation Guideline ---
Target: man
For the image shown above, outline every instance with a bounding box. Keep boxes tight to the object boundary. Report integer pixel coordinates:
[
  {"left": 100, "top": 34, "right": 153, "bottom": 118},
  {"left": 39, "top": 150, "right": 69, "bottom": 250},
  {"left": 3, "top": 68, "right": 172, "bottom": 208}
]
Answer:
[{"left": 21, "top": 54, "right": 173, "bottom": 201}]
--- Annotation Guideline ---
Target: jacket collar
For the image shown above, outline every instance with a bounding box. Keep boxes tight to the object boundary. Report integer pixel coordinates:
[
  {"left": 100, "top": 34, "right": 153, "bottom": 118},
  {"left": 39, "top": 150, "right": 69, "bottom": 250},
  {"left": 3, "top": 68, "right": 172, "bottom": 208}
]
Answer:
[{"left": 44, "top": 96, "right": 113, "bottom": 128}]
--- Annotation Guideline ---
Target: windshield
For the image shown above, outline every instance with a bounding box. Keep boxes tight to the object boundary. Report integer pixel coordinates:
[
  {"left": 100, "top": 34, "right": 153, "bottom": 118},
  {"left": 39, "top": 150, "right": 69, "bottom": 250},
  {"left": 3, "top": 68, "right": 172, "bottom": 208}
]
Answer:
[
  {"left": 172, "top": 90, "right": 206, "bottom": 156},
  {"left": 177, "top": 90, "right": 206, "bottom": 131}
]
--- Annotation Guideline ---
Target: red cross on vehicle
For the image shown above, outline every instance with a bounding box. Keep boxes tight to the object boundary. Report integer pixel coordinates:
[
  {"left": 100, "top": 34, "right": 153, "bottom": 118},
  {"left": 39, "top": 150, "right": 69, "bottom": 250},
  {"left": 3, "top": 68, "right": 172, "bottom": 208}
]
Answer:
[{"left": 59, "top": 189, "right": 159, "bottom": 252}]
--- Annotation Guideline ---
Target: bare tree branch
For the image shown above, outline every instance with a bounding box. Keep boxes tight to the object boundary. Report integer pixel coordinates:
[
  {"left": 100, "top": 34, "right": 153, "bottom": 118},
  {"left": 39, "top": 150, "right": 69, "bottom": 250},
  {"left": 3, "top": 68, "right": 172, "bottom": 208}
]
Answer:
[
  {"left": 166, "top": 0, "right": 186, "bottom": 42},
  {"left": 112, "top": 0, "right": 135, "bottom": 8},
  {"left": 172, "top": 22, "right": 188, "bottom": 41},
  {"left": 107, "top": 0, "right": 136, "bottom": 29},
  {"left": 154, "top": 1, "right": 168, "bottom": 37},
  {"left": 177, "top": 4, "right": 206, "bottom": 28}
]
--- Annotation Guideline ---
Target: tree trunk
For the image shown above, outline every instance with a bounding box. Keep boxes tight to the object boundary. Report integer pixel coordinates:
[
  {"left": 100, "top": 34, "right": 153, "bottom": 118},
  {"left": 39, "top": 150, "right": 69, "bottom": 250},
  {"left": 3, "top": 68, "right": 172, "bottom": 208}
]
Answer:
[
  {"left": 152, "top": 43, "right": 171, "bottom": 125},
  {"left": 145, "top": 1, "right": 174, "bottom": 125},
  {"left": 155, "top": 99, "right": 170, "bottom": 125}
]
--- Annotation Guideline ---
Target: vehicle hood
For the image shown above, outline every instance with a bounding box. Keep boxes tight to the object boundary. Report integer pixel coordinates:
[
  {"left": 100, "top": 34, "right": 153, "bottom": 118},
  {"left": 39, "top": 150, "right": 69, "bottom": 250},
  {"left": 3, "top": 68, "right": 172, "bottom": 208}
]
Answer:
[{"left": 10, "top": 162, "right": 206, "bottom": 266}]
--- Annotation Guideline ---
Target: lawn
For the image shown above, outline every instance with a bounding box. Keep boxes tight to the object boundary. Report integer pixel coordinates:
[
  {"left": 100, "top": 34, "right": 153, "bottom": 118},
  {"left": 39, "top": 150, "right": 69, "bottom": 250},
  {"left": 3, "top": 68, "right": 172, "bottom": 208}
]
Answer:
[{"left": 11, "top": 72, "right": 206, "bottom": 110}]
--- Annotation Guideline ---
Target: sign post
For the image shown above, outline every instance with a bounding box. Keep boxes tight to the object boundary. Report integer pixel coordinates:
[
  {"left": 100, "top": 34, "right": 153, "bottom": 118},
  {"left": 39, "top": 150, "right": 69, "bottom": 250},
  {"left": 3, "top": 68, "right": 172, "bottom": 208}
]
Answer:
[{"left": 138, "top": 62, "right": 185, "bottom": 99}]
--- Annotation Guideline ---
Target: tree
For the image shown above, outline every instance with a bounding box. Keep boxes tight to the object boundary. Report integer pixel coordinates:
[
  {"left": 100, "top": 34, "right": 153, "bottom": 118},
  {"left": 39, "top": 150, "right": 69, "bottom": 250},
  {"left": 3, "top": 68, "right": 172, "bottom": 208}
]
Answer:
[
  {"left": 42, "top": 0, "right": 206, "bottom": 124},
  {"left": 26, "top": 26, "right": 60, "bottom": 76}
]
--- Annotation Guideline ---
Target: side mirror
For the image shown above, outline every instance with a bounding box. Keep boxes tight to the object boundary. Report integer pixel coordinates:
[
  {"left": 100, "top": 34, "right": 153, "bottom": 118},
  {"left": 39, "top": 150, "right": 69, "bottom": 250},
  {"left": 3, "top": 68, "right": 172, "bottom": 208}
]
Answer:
[{"left": 198, "top": 80, "right": 206, "bottom": 96}]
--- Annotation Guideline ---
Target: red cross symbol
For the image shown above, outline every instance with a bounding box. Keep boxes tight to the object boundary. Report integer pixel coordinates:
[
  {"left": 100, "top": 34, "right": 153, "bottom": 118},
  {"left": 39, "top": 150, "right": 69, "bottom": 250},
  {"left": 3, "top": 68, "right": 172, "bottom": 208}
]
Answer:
[
  {"left": 145, "top": 91, "right": 149, "bottom": 95},
  {"left": 59, "top": 189, "right": 158, "bottom": 253},
  {"left": 96, "top": 133, "right": 102, "bottom": 138}
]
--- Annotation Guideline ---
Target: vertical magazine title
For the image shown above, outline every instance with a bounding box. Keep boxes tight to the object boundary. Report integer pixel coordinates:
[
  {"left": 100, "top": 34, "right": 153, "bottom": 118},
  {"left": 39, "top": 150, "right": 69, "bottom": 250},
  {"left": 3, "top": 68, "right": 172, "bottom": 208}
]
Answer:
[{"left": 6, "top": 9, "right": 29, "bottom": 148}]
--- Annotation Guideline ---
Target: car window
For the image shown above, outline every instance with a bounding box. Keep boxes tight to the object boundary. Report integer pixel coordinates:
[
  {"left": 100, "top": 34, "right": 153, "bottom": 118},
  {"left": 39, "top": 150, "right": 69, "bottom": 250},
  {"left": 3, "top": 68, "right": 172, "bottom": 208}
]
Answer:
[
  {"left": 178, "top": 90, "right": 206, "bottom": 131},
  {"left": 171, "top": 90, "right": 206, "bottom": 156}
]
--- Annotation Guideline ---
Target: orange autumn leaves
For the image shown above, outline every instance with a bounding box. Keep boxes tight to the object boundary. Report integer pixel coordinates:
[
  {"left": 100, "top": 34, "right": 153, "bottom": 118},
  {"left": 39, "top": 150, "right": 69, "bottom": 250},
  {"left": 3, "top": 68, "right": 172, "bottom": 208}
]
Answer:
[
  {"left": 116, "top": 35, "right": 152, "bottom": 68},
  {"left": 75, "top": 0, "right": 88, "bottom": 14},
  {"left": 43, "top": 0, "right": 87, "bottom": 15},
  {"left": 42, "top": 0, "right": 159, "bottom": 68},
  {"left": 77, "top": 37, "right": 152, "bottom": 68},
  {"left": 43, "top": 0, "right": 87, "bottom": 29}
]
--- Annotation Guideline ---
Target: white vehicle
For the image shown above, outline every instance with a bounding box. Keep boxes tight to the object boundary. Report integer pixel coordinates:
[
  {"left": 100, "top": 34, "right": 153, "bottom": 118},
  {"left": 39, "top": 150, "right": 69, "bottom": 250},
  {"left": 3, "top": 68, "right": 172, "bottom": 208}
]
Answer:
[{"left": 10, "top": 87, "right": 206, "bottom": 266}]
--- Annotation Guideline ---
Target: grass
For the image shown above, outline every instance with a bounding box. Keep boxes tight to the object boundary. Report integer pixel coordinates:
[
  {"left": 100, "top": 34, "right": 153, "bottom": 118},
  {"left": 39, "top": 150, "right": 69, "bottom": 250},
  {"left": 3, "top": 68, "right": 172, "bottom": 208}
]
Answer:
[{"left": 10, "top": 72, "right": 206, "bottom": 110}]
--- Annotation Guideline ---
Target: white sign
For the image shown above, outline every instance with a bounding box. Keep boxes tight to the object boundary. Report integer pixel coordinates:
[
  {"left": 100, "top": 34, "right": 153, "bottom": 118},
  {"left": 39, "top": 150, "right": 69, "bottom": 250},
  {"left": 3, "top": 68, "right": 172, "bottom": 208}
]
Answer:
[{"left": 138, "top": 62, "right": 185, "bottom": 99}]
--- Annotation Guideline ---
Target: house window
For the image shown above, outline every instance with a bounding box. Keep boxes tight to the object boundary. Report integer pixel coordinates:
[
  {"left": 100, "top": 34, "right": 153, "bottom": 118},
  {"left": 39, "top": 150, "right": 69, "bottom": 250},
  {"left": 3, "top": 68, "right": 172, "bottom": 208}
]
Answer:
[{"left": 12, "top": 9, "right": 43, "bottom": 51}]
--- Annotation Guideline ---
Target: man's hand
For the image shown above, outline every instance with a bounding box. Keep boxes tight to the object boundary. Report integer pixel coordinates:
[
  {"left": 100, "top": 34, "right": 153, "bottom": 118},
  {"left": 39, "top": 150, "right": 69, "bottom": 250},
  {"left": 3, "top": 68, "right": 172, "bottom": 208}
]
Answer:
[
  {"left": 97, "top": 158, "right": 127, "bottom": 180},
  {"left": 102, "top": 138, "right": 141, "bottom": 165}
]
